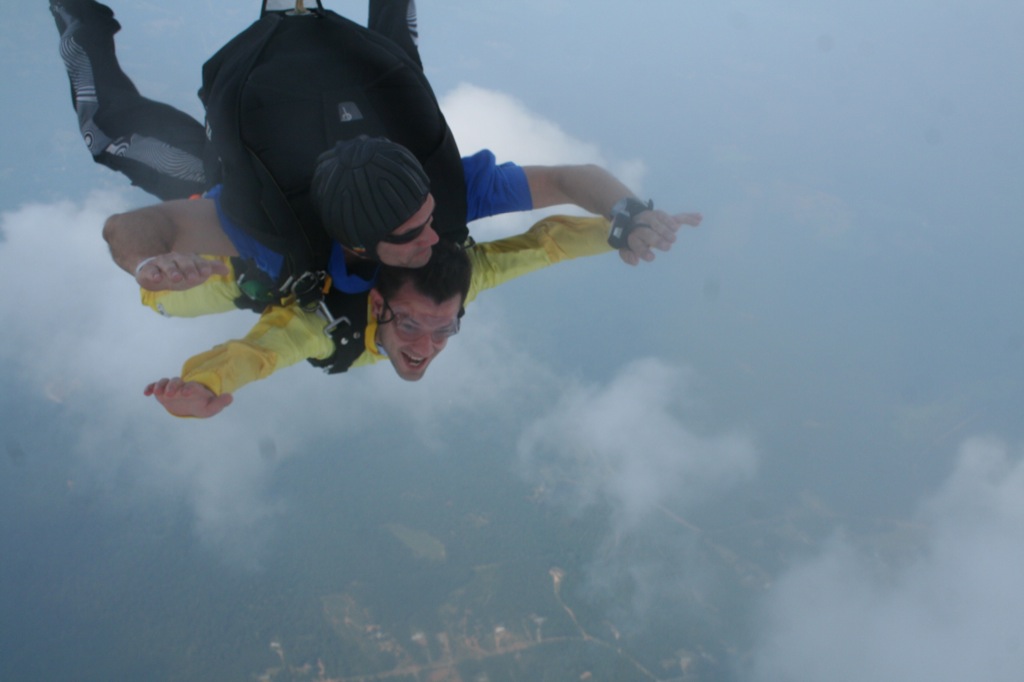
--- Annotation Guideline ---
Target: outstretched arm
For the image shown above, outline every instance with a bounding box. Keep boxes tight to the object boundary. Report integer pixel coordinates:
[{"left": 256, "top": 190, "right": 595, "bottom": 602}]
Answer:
[
  {"left": 522, "top": 164, "right": 699, "bottom": 265},
  {"left": 103, "top": 198, "right": 235, "bottom": 290},
  {"left": 143, "top": 303, "right": 337, "bottom": 418},
  {"left": 467, "top": 211, "right": 702, "bottom": 303},
  {"left": 524, "top": 163, "right": 637, "bottom": 217}
]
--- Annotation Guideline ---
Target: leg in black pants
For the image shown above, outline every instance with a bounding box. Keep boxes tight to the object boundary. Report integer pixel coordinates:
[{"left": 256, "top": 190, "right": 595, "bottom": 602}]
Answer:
[
  {"left": 368, "top": 0, "right": 422, "bottom": 69},
  {"left": 50, "top": 0, "right": 209, "bottom": 200}
]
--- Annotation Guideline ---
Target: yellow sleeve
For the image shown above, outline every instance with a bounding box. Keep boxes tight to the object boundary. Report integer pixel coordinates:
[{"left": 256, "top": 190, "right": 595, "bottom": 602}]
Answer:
[
  {"left": 181, "top": 304, "right": 336, "bottom": 395},
  {"left": 466, "top": 215, "right": 612, "bottom": 303},
  {"left": 139, "top": 255, "right": 241, "bottom": 317}
]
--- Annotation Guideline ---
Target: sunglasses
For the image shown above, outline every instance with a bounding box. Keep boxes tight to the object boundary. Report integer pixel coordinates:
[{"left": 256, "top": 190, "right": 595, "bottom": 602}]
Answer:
[{"left": 380, "top": 217, "right": 430, "bottom": 245}]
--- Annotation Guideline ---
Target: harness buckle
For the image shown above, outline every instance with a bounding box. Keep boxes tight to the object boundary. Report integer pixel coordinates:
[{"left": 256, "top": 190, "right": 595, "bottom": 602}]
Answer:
[
  {"left": 286, "top": 270, "right": 328, "bottom": 312},
  {"left": 319, "top": 298, "right": 351, "bottom": 336}
]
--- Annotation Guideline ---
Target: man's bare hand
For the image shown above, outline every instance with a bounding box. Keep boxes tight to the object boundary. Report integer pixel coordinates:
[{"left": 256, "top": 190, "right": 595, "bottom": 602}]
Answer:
[
  {"left": 144, "top": 377, "right": 233, "bottom": 418},
  {"left": 620, "top": 211, "right": 702, "bottom": 266},
  {"left": 135, "top": 253, "right": 229, "bottom": 291}
]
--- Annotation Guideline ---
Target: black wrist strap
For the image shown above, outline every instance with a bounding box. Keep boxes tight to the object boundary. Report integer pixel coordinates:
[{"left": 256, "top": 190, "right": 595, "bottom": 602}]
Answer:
[{"left": 607, "top": 197, "right": 654, "bottom": 249}]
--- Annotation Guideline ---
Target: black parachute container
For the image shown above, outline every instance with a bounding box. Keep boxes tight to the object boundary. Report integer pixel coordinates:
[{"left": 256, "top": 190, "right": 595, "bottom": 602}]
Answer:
[{"left": 200, "top": 2, "right": 467, "bottom": 281}]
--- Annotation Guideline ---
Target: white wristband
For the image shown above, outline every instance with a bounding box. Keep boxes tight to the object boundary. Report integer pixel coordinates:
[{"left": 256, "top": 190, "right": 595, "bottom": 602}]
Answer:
[{"left": 134, "top": 255, "right": 160, "bottom": 277}]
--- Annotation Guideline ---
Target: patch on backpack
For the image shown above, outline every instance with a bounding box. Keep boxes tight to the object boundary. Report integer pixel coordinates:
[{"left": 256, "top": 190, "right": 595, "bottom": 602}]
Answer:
[{"left": 337, "top": 102, "right": 364, "bottom": 123}]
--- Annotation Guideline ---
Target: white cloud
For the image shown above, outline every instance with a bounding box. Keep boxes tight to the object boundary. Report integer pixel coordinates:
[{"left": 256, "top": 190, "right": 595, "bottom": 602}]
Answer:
[
  {"left": 443, "top": 83, "right": 605, "bottom": 167},
  {"left": 0, "top": 194, "right": 293, "bottom": 565},
  {"left": 516, "top": 358, "right": 757, "bottom": 626},
  {"left": 0, "top": 192, "right": 245, "bottom": 392},
  {"left": 517, "top": 357, "right": 757, "bottom": 530},
  {"left": 748, "top": 437, "right": 1024, "bottom": 682}
]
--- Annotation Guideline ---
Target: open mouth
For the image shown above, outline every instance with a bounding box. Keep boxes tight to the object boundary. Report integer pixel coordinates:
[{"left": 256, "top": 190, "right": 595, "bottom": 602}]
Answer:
[{"left": 402, "top": 352, "right": 426, "bottom": 368}]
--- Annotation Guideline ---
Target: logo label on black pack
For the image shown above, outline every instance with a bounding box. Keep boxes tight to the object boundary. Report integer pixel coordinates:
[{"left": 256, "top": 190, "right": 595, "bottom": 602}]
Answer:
[{"left": 338, "top": 102, "right": 364, "bottom": 123}]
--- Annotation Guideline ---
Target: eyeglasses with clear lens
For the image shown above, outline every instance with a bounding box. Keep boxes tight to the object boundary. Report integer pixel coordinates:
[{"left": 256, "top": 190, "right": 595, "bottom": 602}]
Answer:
[{"left": 380, "top": 300, "right": 460, "bottom": 344}]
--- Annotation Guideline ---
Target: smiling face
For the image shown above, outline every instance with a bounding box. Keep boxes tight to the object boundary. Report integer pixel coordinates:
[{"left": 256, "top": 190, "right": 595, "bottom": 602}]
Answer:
[
  {"left": 369, "top": 281, "right": 462, "bottom": 381},
  {"left": 373, "top": 194, "right": 439, "bottom": 268}
]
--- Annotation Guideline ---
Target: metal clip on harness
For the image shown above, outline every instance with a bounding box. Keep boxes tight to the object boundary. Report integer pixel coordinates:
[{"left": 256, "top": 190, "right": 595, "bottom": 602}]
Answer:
[{"left": 281, "top": 270, "right": 329, "bottom": 312}]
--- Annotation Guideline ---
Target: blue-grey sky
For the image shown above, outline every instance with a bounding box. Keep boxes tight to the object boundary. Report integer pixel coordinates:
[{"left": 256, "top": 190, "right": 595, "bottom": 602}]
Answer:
[{"left": 3, "top": 1, "right": 1024, "bottom": 680}]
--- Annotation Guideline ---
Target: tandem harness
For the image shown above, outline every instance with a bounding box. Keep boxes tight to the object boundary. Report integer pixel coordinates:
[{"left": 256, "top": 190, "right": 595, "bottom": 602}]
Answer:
[
  {"left": 231, "top": 256, "right": 369, "bottom": 374},
  {"left": 232, "top": 257, "right": 331, "bottom": 313},
  {"left": 231, "top": 255, "right": 364, "bottom": 356}
]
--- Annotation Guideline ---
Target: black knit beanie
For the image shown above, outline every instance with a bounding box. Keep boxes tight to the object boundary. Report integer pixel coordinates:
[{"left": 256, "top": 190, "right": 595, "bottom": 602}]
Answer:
[{"left": 311, "top": 136, "right": 430, "bottom": 254}]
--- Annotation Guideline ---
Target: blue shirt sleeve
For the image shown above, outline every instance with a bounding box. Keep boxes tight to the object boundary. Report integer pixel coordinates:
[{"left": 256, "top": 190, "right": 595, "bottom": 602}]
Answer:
[{"left": 462, "top": 150, "right": 534, "bottom": 222}]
